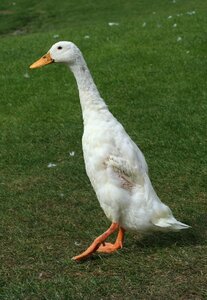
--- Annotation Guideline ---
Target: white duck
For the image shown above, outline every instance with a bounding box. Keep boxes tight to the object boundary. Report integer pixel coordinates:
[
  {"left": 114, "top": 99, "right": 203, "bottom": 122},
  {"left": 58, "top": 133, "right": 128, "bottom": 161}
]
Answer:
[{"left": 30, "top": 41, "right": 189, "bottom": 261}]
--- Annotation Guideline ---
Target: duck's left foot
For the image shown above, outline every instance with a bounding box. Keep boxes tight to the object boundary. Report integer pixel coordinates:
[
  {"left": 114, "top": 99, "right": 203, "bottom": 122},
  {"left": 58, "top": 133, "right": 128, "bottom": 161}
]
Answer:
[
  {"left": 72, "top": 241, "right": 100, "bottom": 261},
  {"left": 72, "top": 223, "right": 119, "bottom": 261}
]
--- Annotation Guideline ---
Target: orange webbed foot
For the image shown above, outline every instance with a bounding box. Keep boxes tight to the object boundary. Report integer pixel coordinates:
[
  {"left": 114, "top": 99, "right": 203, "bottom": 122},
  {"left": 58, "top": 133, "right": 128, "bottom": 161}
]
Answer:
[
  {"left": 97, "top": 241, "right": 123, "bottom": 253},
  {"left": 72, "top": 223, "right": 119, "bottom": 261},
  {"left": 97, "top": 227, "right": 125, "bottom": 253},
  {"left": 72, "top": 241, "right": 101, "bottom": 261}
]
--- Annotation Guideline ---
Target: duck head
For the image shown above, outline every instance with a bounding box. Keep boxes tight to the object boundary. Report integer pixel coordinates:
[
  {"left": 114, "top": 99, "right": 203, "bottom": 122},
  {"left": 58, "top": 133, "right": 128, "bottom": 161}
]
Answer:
[{"left": 30, "top": 41, "right": 80, "bottom": 69}]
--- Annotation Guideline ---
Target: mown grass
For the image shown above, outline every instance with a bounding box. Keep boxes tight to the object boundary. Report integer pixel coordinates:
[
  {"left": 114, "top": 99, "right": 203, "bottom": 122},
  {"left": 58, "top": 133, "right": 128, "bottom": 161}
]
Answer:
[{"left": 0, "top": 0, "right": 207, "bottom": 299}]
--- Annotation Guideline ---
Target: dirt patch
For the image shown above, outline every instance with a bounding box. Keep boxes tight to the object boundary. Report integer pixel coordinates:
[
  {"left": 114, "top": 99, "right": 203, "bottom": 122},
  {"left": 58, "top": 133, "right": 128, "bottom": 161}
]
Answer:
[{"left": 0, "top": 10, "right": 15, "bottom": 15}]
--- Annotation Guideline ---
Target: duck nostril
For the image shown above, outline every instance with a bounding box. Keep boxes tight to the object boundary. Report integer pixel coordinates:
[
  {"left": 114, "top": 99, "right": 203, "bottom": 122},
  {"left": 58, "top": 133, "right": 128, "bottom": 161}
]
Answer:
[{"left": 43, "top": 55, "right": 46, "bottom": 59}]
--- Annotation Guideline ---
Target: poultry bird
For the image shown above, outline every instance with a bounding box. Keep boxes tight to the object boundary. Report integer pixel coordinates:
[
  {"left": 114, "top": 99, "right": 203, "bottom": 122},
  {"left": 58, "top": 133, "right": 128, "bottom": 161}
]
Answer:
[{"left": 30, "top": 41, "right": 189, "bottom": 261}]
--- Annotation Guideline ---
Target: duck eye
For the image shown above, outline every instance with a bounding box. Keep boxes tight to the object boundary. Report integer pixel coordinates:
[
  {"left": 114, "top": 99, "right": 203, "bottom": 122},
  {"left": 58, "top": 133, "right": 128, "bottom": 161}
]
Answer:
[{"left": 57, "top": 46, "right": 62, "bottom": 50}]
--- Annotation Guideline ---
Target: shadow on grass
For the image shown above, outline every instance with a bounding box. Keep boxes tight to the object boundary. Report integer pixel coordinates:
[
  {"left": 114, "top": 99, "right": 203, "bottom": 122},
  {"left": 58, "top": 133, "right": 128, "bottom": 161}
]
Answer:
[{"left": 133, "top": 214, "right": 207, "bottom": 250}]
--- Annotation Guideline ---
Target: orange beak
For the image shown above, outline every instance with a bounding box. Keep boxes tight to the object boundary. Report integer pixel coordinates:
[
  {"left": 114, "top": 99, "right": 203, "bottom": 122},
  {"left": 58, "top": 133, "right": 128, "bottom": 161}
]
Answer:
[{"left": 30, "top": 52, "right": 54, "bottom": 69}]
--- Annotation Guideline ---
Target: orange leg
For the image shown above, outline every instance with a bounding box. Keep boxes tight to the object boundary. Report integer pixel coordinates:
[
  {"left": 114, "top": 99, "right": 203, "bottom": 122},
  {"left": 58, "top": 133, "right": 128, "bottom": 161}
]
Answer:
[
  {"left": 97, "top": 227, "right": 125, "bottom": 253},
  {"left": 72, "top": 223, "right": 119, "bottom": 261}
]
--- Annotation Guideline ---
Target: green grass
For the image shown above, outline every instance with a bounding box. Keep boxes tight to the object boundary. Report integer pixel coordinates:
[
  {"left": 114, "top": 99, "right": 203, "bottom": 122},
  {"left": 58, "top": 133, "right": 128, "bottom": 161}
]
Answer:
[{"left": 0, "top": 0, "right": 207, "bottom": 299}]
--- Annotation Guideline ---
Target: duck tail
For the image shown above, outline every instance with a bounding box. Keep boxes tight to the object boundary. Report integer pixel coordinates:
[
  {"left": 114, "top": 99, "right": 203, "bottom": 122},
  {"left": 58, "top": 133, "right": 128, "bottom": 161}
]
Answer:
[{"left": 153, "top": 217, "right": 190, "bottom": 231}]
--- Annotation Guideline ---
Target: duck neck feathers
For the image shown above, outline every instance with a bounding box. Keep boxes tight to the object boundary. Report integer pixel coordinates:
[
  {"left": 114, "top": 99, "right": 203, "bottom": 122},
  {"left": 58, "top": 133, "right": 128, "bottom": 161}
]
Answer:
[{"left": 69, "top": 55, "right": 107, "bottom": 122}]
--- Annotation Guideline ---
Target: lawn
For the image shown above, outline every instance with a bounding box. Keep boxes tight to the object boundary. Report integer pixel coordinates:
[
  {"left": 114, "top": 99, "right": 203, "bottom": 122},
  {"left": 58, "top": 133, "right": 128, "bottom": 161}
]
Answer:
[{"left": 0, "top": 0, "right": 207, "bottom": 299}]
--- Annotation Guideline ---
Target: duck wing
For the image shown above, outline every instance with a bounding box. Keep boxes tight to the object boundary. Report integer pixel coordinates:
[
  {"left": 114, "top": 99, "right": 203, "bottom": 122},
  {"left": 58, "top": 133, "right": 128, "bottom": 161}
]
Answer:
[{"left": 105, "top": 153, "right": 146, "bottom": 191}]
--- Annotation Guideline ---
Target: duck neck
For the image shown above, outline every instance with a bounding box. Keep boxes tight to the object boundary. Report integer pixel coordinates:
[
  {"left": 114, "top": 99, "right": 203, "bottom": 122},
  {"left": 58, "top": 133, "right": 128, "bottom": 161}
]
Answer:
[{"left": 69, "top": 56, "right": 107, "bottom": 121}]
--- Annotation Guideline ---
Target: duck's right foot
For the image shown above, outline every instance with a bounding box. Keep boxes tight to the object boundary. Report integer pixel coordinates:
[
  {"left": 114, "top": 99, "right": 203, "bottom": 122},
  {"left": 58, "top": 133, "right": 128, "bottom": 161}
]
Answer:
[
  {"left": 97, "top": 227, "right": 125, "bottom": 253},
  {"left": 97, "top": 242, "right": 122, "bottom": 253}
]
